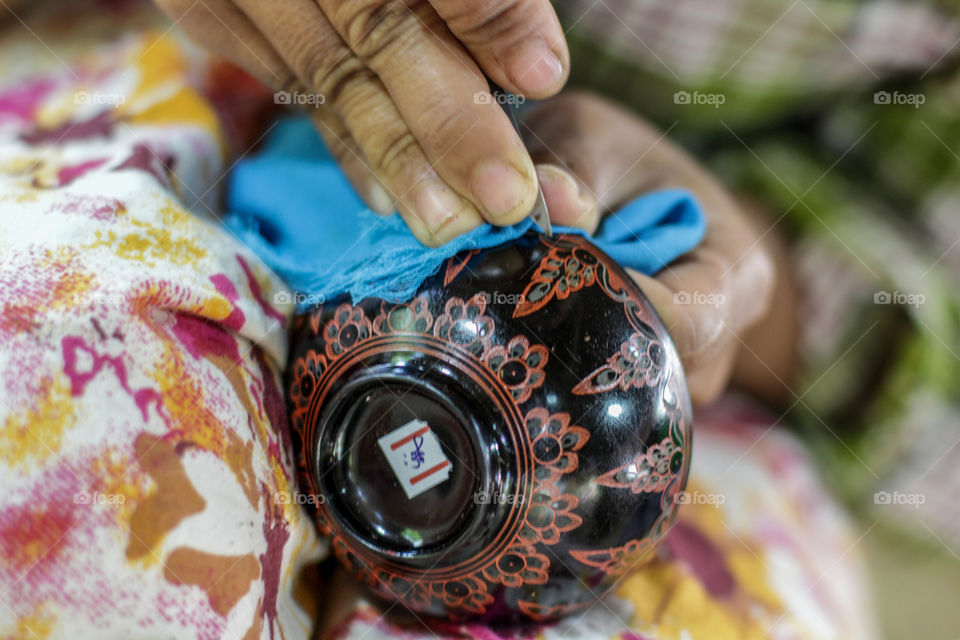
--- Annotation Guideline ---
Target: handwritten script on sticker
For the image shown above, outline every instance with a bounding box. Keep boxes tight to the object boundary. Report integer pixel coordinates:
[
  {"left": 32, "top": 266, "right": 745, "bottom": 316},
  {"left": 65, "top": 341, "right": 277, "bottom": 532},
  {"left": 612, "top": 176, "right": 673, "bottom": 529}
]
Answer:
[{"left": 377, "top": 419, "right": 452, "bottom": 499}]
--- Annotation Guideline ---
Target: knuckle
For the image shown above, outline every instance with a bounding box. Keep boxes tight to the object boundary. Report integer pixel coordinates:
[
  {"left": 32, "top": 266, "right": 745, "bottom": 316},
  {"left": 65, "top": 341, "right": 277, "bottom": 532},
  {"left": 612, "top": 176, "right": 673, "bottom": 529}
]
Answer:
[
  {"left": 738, "top": 245, "right": 776, "bottom": 325},
  {"left": 339, "top": 1, "right": 419, "bottom": 61},
  {"left": 372, "top": 129, "right": 419, "bottom": 178},
  {"left": 281, "top": 30, "right": 372, "bottom": 107},
  {"left": 284, "top": 34, "right": 333, "bottom": 87},
  {"left": 415, "top": 98, "right": 468, "bottom": 152},
  {"left": 450, "top": 0, "right": 553, "bottom": 52},
  {"left": 450, "top": 0, "right": 527, "bottom": 44},
  {"left": 315, "top": 55, "right": 372, "bottom": 106}
]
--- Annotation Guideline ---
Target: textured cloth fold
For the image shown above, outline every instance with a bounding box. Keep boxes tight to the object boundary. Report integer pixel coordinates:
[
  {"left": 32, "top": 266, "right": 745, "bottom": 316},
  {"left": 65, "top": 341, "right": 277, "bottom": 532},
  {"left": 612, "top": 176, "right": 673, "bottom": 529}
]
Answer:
[{"left": 224, "top": 117, "right": 706, "bottom": 307}]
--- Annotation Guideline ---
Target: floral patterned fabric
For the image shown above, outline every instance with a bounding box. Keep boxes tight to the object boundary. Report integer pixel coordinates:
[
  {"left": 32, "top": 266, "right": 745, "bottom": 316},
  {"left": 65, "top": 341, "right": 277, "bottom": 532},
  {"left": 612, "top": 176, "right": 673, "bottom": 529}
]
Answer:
[
  {"left": 322, "top": 398, "right": 876, "bottom": 640},
  {"left": 0, "top": 2, "right": 323, "bottom": 638},
  {"left": 0, "top": 1, "right": 873, "bottom": 639}
]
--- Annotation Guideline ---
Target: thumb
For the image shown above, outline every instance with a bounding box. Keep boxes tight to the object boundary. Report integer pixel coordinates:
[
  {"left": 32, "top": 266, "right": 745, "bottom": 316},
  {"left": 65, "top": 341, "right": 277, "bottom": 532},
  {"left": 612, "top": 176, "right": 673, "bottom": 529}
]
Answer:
[{"left": 521, "top": 91, "right": 664, "bottom": 232}]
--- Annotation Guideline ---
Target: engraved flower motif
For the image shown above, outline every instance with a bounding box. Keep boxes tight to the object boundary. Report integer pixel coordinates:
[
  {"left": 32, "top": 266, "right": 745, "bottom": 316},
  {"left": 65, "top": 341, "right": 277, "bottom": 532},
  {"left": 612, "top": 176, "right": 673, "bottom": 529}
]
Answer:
[
  {"left": 570, "top": 538, "right": 655, "bottom": 575},
  {"left": 289, "top": 349, "right": 327, "bottom": 432},
  {"left": 554, "top": 248, "right": 600, "bottom": 296},
  {"left": 597, "top": 436, "right": 678, "bottom": 494},
  {"left": 324, "top": 303, "right": 372, "bottom": 359},
  {"left": 514, "top": 244, "right": 601, "bottom": 316},
  {"left": 521, "top": 484, "right": 582, "bottom": 545},
  {"left": 373, "top": 295, "right": 433, "bottom": 334},
  {"left": 290, "top": 349, "right": 326, "bottom": 408},
  {"left": 435, "top": 574, "right": 492, "bottom": 614},
  {"left": 482, "top": 544, "right": 550, "bottom": 588},
  {"left": 484, "top": 335, "right": 548, "bottom": 403},
  {"left": 620, "top": 332, "right": 665, "bottom": 386},
  {"left": 432, "top": 294, "right": 493, "bottom": 357},
  {"left": 574, "top": 330, "right": 665, "bottom": 395},
  {"left": 525, "top": 408, "right": 589, "bottom": 486}
]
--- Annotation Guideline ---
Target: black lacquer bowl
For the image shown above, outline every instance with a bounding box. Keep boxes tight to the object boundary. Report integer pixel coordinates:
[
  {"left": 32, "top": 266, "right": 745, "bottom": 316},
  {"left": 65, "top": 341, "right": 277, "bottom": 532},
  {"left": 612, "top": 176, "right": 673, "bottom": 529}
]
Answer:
[{"left": 286, "top": 231, "right": 692, "bottom": 623}]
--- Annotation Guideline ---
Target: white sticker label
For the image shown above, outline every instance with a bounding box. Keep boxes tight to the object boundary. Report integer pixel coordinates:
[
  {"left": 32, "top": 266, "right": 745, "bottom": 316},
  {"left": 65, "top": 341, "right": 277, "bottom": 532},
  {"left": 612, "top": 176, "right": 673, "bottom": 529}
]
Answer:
[{"left": 377, "top": 419, "right": 452, "bottom": 499}]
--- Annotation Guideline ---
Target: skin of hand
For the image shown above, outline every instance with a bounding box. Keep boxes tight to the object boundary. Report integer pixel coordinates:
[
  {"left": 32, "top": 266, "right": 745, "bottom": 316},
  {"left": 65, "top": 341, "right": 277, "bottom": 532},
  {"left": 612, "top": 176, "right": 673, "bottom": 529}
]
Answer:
[
  {"left": 522, "top": 92, "right": 779, "bottom": 405},
  {"left": 728, "top": 196, "right": 799, "bottom": 405},
  {"left": 153, "top": 0, "right": 569, "bottom": 246}
]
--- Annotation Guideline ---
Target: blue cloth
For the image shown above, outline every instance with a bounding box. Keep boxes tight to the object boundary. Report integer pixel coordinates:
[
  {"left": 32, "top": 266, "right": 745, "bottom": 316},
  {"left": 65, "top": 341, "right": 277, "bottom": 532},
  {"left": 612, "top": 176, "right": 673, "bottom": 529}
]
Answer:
[{"left": 224, "top": 117, "right": 706, "bottom": 309}]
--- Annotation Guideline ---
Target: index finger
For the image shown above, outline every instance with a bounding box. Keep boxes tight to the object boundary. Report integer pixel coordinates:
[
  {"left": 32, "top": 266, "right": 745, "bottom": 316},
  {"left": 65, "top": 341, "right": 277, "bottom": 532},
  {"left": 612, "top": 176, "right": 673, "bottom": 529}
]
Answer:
[{"left": 318, "top": 1, "right": 539, "bottom": 226}]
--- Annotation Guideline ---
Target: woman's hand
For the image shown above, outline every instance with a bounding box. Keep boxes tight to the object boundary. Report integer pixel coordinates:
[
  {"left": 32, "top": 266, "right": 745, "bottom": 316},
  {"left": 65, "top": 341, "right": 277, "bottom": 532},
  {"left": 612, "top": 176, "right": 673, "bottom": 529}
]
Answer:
[
  {"left": 522, "top": 92, "right": 777, "bottom": 405},
  {"left": 155, "top": 0, "right": 568, "bottom": 246}
]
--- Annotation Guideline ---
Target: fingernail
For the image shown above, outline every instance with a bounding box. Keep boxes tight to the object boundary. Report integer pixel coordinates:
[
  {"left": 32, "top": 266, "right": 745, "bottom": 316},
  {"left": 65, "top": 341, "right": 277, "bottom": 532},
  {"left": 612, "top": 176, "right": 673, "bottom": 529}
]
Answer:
[
  {"left": 537, "top": 164, "right": 598, "bottom": 228},
  {"left": 415, "top": 181, "right": 465, "bottom": 230},
  {"left": 471, "top": 161, "right": 531, "bottom": 221},
  {"left": 508, "top": 41, "right": 565, "bottom": 95},
  {"left": 537, "top": 165, "right": 589, "bottom": 207}
]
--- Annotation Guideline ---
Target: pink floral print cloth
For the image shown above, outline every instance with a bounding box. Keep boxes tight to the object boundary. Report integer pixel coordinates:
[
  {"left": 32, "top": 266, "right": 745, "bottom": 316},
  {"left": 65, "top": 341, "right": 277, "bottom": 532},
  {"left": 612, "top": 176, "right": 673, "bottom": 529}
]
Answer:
[
  {"left": 0, "top": 2, "right": 874, "bottom": 639},
  {"left": 0, "top": 2, "right": 322, "bottom": 638}
]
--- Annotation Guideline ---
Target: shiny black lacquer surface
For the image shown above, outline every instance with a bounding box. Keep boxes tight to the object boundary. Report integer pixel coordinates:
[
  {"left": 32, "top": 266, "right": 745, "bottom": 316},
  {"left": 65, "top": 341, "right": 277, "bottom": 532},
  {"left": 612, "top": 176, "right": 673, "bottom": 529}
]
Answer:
[{"left": 286, "top": 232, "right": 693, "bottom": 623}]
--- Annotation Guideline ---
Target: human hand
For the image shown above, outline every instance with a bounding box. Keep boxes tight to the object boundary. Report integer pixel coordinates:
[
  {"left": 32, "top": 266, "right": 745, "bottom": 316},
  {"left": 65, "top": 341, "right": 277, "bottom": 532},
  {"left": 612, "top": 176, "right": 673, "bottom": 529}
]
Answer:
[
  {"left": 521, "top": 92, "right": 776, "bottom": 404},
  {"left": 154, "top": 0, "right": 569, "bottom": 245}
]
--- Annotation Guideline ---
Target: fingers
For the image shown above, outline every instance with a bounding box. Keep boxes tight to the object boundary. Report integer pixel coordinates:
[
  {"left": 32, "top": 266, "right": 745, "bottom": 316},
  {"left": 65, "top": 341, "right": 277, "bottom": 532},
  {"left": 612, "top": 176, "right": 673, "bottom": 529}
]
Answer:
[
  {"left": 635, "top": 143, "right": 776, "bottom": 374},
  {"left": 650, "top": 222, "right": 775, "bottom": 364},
  {"left": 158, "top": 0, "right": 394, "bottom": 218},
  {"left": 632, "top": 275, "right": 759, "bottom": 407},
  {"left": 521, "top": 91, "right": 775, "bottom": 403},
  {"left": 521, "top": 91, "right": 664, "bottom": 232},
  {"left": 628, "top": 225, "right": 775, "bottom": 406},
  {"left": 316, "top": 0, "right": 539, "bottom": 226},
  {"left": 535, "top": 164, "right": 599, "bottom": 232},
  {"left": 165, "top": 0, "right": 565, "bottom": 243},
  {"left": 238, "top": 0, "right": 483, "bottom": 244},
  {"left": 522, "top": 92, "right": 667, "bottom": 210},
  {"left": 334, "top": 78, "right": 485, "bottom": 245},
  {"left": 429, "top": 0, "right": 569, "bottom": 98},
  {"left": 159, "top": 0, "right": 404, "bottom": 224},
  {"left": 309, "top": 110, "right": 394, "bottom": 215},
  {"left": 625, "top": 191, "right": 775, "bottom": 406},
  {"left": 175, "top": 0, "right": 548, "bottom": 240}
]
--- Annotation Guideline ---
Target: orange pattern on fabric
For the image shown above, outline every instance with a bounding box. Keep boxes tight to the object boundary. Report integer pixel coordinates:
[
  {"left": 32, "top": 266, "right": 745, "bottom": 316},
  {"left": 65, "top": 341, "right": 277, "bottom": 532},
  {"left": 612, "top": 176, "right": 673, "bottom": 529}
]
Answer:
[
  {"left": 6, "top": 603, "right": 54, "bottom": 640},
  {"left": 126, "top": 432, "right": 206, "bottom": 563},
  {"left": 89, "top": 446, "right": 150, "bottom": 527},
  {"left": 149, "top": 332, "right": 276, "bottom": 513},
  {"left": 123, "top": 34, "right": 224, "bottom": 151},
  {"left": 163, "top": 547, "right": 261, "bottom": 617},
  {"left": 0, "top": 247, "right": 94, "bottom": 333},
  {"left": 224, "top": 425, "right": 260, "bottom": 510},
  {"left": 0, "top": 376, "right": 75, "bottom": 468},
  {"left": 86, "top": 222, "right": 208, "bottom": 268},
  {"left": 615, "top": 483, "right": 787, "bottom": 639},
  {"left": 243, "top": 598, "right": 263, "bottom": 640},
  {"left": 207, "top": 351, "right": 293, "bottom": 512}
]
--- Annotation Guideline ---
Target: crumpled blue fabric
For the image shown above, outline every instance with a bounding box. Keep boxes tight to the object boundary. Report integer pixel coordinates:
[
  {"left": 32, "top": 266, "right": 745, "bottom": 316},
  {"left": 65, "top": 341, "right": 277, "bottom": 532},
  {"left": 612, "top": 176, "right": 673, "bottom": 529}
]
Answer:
[{"left": 224, "top": 116, "right": 706, "bottom": 310}]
